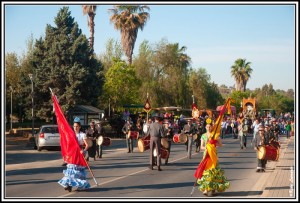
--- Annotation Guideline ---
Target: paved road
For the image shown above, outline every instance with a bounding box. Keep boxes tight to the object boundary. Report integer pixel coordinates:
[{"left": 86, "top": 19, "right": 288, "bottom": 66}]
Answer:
[{"left": 3, "top": 134, "right": 296, "bottom": 201}]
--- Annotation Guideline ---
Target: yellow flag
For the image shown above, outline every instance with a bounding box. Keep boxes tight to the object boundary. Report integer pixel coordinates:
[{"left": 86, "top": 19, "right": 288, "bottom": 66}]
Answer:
[{"left": 212, "top": 98, "right": 231, "bottom": 140}]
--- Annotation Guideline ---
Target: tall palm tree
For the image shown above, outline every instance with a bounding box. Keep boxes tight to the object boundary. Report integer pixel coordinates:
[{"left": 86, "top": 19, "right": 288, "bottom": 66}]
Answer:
[
  {"left": 82, "top": 5, "right": 97, "bottom": 51},
  {"left": 230, "top": 58, "right": 253, "bottom": 92},
  {"left": 108, "top": 5, "right": 150, "bottom": 65}
]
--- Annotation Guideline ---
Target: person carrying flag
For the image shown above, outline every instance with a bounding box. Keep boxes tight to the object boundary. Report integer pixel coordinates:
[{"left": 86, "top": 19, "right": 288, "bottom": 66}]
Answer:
[
  {"left": 51, "top": 90, "right": 97, "bottom": 192},
  {"left": 58, "top": 117, "right": 91, "bottom": 192},
  {"left": 193, "top": 99, "right": 231, "bottom": 196}
]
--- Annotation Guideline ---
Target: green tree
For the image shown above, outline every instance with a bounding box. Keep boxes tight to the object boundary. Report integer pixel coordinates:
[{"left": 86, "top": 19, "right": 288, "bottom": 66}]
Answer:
[
  {"left": 151, "top": 40, "right": 191, "bottom": 107},
  {"left": 98, "top": 38, "right": 123, "bottom": 73},
  {"left": 5, "top": 53, "right": 21, "bottom": 122},
  {"left": 108, "top": 5, "right": 150, "bottom": 65},
  {"left": 231, "top": 58, "right": 253, "bottom": 92},
  {"left": 101, "top": 59, "right": 141, "bottom": 111},
  {"left": 250, "top": 84, "right": 294, "bottom": 115},
  {"left": 189, "top": 68, "right": 223, "bottom": 109},
  {"left": 82, "top": 5, "right": 97, "bottom": 51},
  {"left": 31, "top": 7, "right": 104, "bottom": 120}
]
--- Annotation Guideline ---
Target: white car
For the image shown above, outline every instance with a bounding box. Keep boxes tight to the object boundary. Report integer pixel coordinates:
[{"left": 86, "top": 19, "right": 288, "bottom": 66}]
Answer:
[{"left": 34, "top": 124, "right": 60, "bottom": 151}]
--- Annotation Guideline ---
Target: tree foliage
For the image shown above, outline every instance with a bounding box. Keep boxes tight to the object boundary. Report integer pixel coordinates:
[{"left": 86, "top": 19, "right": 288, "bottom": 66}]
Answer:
[
  {"left": 108, "top": 5, "right": 150, "bottom": 65},
  {"left": 98, "top": 38, "right": 123, "bottom": 73},
  {"left": 231, "top": 58, "right": 253, "bottom": 92},
  {"left": 30, "top": 7, "right": 104, "bottom": 120},
  {"left": 100, "top": 59, "right": 141, "bottom": 111}
]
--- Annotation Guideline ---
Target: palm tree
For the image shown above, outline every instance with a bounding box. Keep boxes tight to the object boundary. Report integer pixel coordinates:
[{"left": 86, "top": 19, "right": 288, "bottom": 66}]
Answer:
[
  {"left": 108, "top": 5, "right": 150, "bottom": 65},
  {"left": 230, "top": 58, "right": 253, "bottom": 92},
  {"left": 82, "top": 5, "right": 97, "bottom": 51}
]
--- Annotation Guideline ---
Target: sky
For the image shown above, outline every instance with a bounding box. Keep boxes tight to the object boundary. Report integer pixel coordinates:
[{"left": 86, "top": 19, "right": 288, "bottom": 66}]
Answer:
[{"left": 2, "top": 1, "right": 298, "bottom": 92}]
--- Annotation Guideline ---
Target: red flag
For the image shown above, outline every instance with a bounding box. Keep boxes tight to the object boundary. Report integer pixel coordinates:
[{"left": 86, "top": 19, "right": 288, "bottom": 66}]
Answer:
[{"left": 52, "top": 94, "right": 87, "bottom": 167}]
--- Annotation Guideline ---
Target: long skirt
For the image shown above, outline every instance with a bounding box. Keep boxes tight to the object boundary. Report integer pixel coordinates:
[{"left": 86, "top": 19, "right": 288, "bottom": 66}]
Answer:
[
  {"left": 58, "top": 164, "right": 91, "bottom": 190},
  {"left": 197, "top": 165, "right": 230, "bottom": 193}
]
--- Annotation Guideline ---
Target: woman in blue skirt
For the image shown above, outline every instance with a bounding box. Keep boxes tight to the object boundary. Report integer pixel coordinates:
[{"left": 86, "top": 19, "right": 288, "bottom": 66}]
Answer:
[{"left": 58, "top": 117, "right": 91, "bottom": 192}]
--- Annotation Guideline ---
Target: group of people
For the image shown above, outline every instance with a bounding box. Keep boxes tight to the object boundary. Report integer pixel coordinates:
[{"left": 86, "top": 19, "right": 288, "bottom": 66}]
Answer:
[
  {"left": 58, "top": 113, "right": 287, "bottom": 196},
  {"left": 61, "top": 120, "right": 104, "bottom": 166},
  {"left": 58, "top": 118, "right": 113, "bottom": 192}
]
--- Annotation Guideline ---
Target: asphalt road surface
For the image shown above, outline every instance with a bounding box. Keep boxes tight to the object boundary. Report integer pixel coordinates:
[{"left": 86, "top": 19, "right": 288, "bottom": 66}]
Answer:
[{"left": 4, "top": 134, "right": 272, "bottom": 200}]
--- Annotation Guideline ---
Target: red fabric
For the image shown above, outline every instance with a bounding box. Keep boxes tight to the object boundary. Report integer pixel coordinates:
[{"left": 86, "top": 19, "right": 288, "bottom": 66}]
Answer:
[
  {"left": 208, "top": 139, "right": 217, "bottom": 145},
  {"left": 194, "top": 140, "right": 218, "bottom": 179},
  {"left": 194, "top": 153, "right": 209, "bottom": 179},
  {"left": 52, "top": 95, "right": 87, "bottom": 167},
  {"left": 192, "top": 102, "right": 197, "bottom": 110}
]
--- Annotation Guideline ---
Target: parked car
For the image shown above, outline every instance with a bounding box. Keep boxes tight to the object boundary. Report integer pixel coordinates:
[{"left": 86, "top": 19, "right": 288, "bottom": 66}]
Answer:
[{"left": 34, "top": 124, "right": 60, "bottom": 151}]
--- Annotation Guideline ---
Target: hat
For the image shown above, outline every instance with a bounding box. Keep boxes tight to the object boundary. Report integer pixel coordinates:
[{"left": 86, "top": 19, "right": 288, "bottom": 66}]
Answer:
[{"left": 74, "top": 117, "right": 80, "bottom": 123}]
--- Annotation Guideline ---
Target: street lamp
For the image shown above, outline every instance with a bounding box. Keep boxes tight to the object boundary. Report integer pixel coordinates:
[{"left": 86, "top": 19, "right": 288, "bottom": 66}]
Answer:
[
  {"left": 108, "top": 97, "right": 111, "bottom": 118},
  {"left": 10, "top": 86, "right": 13, "bottom": 132},
  {"left": 28, "top": 74, "right": 34, "bottom": 137}
]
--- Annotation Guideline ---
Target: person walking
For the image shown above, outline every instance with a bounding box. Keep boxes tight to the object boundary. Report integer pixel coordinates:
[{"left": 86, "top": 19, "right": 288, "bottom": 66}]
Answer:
[
  {"left": 194, "top": 119, "right": 203, "bottom": 152},
  {"left": 85, "top": 121, "right": 99, "bottom": 161},
  {"left": 122, "top": 119, "right": 134, "bottom": 153},
  {"left": 147, "top": 116, "right": 164, "bottom": 171},
  {"left": 163, "top": 121, "right": 173, "bottom": 165},
  {"left": 221, "top": 118, "right": 227, "bottom": 139},
  {"left": 95, "top": 121, "right": 103, "bottom": 158},
  {"left": 251, "top": 119, "right": 260, "bottom": 146},
  {"left": 195, "top": 122, "right": 230, "bottom": 196},
  {"left": 58, "top": 117, "right": 91, "bottom": 192},
  {"left": 238, "top": 122, "right": 247, "bottom": 149},
  {"left": 183, "top": 119, "right": 196, "bottom": 159},
  {"left": 285, "top": 121, "right": 291, "bottom": 139},
  {"left": 253, "top": 125, "right": 268, "bottom": 172}
]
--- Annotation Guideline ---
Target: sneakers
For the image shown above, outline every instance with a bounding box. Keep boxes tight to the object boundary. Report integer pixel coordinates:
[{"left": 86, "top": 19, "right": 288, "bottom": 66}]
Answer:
[
  {"left": 256, "top": 169, "right": 261, "bottom": 172},
  {"left": 64, "top": 185, "right": 72, "bottom": 192}
]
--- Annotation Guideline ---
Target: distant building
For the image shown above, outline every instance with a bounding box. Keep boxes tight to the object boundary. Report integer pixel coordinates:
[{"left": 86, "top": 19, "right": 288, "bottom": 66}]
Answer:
[{"left": 67, "top": 105, "right": 104, "bottom": 125}]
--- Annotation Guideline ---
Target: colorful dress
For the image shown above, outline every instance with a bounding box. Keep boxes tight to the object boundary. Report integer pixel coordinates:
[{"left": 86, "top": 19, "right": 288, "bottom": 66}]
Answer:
[
  {"left": 194, "top": 133, "right": 230, "bottom": 193},
  {"left": 58, "top": 164, "right": 91, "bottom": 190},
  {"left": 58, "top": 131, "right": 91, "bottom": 191}
]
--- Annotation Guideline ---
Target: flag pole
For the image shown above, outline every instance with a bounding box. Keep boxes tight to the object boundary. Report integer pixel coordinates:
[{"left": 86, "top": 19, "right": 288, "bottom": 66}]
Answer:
[
  {"left": 50, "top": 87, "right": 99, "bottom": 186},
  {"left": 82, "top": 153, "right": 99, "bottom": 186}
]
